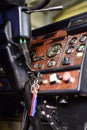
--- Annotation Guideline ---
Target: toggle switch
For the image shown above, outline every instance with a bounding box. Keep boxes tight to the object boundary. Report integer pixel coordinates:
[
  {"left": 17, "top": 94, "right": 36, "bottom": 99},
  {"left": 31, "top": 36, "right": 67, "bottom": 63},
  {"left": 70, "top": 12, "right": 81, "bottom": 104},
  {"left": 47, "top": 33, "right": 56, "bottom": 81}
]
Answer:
[{"left": 57, "top": 74, "right": 62, "bottom": 80}]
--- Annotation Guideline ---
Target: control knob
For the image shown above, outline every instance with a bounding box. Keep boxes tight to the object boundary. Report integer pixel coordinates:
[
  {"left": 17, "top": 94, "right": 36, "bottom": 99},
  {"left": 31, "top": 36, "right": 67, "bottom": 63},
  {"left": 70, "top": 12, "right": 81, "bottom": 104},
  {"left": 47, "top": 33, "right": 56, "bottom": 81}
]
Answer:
[{"left": 62, "top": 57, "right": 71, "bottom": 65}]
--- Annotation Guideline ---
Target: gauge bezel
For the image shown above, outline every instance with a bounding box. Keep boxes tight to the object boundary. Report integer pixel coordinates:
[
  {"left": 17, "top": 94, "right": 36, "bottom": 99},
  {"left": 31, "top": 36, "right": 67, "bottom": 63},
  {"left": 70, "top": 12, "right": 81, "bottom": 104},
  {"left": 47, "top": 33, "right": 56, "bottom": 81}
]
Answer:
[
  {"left": 68, "top": 37, "right": 78, "bottom": 45},
  {"left": 76, "top": 43, "right": 85, "bottom": 52},
  {"left": 79, "top": 34, "right": 87, "bottom": 42},
  {"left": 46, "top": 43, "right": 62, "bottom": 58},
  {"left": 65, "top": 46, "right": 74, "bottom": 54},
  {"left": 47, "top": 59, "right": 56, "bottom": 67}
]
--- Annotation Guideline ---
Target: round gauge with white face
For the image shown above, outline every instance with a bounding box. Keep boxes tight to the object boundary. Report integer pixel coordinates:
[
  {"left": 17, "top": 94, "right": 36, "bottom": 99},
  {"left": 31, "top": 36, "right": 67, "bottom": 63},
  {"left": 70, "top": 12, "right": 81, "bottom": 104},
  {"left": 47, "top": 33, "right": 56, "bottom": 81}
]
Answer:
[
  {"left": 76, "top": 43, "right": 85, "bottom": 52},
  {"left": 68, "top": 37, "right": 78, "bottom": 45},
  {"left": 47, "top": 59, "right": 56, "bottom": 67},
  {"left": 65, "top": 46, "right": 74, "bottom": 54},
  {"left": 79, "top": 34, "right": 87, "bottom": 42}
]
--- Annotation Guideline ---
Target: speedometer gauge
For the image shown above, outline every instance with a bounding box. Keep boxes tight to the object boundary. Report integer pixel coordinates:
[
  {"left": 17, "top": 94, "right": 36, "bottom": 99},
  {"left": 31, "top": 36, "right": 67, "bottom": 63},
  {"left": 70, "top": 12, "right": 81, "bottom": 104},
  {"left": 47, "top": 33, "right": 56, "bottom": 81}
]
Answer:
[{"left": 46, "top": 43, "right": 62, "bottom": 58}]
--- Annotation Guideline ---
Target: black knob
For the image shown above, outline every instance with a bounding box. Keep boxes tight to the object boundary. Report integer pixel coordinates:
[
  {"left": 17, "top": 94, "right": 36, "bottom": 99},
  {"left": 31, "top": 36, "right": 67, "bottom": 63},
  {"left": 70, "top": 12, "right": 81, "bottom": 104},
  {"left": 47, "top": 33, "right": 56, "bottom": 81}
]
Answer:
[{"left": 62, "top": 57, "right": 71, "bottom": 65}]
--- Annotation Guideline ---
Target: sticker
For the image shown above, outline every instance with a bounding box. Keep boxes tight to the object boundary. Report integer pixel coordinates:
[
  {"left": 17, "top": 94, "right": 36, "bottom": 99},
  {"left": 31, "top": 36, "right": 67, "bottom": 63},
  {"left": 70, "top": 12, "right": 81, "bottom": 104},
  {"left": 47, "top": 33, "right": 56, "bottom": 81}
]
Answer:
[{"left": 77, "top": 52, "right": 83, "bottom": 57}]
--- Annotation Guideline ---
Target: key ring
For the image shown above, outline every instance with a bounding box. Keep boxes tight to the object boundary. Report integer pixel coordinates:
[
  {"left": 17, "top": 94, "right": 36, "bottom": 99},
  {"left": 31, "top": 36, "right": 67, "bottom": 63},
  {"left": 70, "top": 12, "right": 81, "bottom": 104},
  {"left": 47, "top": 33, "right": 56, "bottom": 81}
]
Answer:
[{"left": 31, "top": 83, "right": 40, "bottom": 94}]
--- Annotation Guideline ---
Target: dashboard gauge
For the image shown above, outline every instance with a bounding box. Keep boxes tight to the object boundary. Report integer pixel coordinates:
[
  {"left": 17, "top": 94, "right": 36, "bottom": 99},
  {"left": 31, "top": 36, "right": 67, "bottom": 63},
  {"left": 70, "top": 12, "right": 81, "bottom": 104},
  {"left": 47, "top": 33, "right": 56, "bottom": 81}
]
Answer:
[
  {"left": 30, "top": 50, "right": 36, "bottom": 61},
  {"left": 76, "top": 43, "right": 85, "bottom": 52},
  {"left": 32, "top": 63, "right": 38, "bottom": 68},
  {"left": 68, "top": 37, "right": 78, "bottom": 45},
  {"left": 65, "top": 46, "right": 74, "bottom": 54},
  {"left": 46, "top": 43, "right": 62, "bottom": 58},
  {"left": 47, "top": 59, "right": 56, "bottom": 67},
  {"left": 32, "top": 63, "right": 44, "bottom": 69},
  {"left": 79, "top": 34, "right": 87, "bottom": 42}
]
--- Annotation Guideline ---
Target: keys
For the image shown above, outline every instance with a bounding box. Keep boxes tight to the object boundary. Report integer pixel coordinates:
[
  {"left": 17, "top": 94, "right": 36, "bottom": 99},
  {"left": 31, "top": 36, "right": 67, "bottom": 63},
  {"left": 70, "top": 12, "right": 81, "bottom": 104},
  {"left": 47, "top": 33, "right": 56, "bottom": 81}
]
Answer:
[{"left": 29, "top": 82, "right": 39, "bottom": 117}]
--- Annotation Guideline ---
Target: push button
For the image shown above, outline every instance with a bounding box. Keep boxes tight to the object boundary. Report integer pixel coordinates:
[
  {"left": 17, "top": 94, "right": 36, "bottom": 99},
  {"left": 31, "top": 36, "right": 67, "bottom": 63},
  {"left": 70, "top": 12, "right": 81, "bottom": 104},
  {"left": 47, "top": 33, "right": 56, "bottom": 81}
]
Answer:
[{"left": 63, "top": 72, "right": 71, "bottom": 82}]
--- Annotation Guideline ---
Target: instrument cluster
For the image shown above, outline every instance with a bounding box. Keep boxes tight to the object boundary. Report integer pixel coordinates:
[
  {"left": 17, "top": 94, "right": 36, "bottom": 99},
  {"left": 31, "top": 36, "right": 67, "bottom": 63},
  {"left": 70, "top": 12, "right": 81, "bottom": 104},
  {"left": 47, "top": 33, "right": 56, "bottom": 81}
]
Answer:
[
  {"left": 30, "top": 30, "right": 67, "bottom": 70},
  {"left": 30, "top": 30, "right": 87, "bottom": 71},
  {"left": 60, "top": 33, "right": 87, "bottom": 68}
]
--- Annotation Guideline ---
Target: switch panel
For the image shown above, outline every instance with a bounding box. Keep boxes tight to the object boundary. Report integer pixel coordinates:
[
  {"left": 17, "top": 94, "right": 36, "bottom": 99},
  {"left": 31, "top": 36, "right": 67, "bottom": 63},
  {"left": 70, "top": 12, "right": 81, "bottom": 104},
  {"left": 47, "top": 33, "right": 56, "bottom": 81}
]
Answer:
[{"left": 38, "top": 70, "right": 80, "bottom": 94}]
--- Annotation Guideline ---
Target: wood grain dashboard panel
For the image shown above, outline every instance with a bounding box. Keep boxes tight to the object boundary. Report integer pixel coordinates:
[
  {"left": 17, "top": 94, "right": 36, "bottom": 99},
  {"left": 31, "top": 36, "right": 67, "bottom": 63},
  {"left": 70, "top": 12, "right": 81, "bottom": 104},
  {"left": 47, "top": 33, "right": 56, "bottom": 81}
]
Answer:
[
  {"left": 30, "top": 29, "right": 87, "bottom": 92},
  {"left": 39, "top": 70, "right": 80, "bottom": 92},
  {"left": 59, "top": 32, "right": 87, "bottom": 67},
  {"left": 30, "top": 30, "right": 67, "bottom": 70}
]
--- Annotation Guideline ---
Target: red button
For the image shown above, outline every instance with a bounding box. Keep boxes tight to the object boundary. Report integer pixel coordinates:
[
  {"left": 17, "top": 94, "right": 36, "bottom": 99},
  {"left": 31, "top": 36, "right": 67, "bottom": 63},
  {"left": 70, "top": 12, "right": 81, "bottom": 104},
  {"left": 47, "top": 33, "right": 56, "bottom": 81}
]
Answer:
[
  {"left": 63, "top": 72, "right": 71, "bottom": 82},
  {"left": 48, "top": 39, "right": 53, "bottom": 43}
]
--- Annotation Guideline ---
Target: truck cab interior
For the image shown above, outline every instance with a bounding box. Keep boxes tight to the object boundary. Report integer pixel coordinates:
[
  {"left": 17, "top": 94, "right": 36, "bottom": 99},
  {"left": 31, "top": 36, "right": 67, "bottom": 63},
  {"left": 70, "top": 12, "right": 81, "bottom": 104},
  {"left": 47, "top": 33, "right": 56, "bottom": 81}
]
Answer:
[{"left": 0, "top": 0, "right": 87, "bottom": 130}]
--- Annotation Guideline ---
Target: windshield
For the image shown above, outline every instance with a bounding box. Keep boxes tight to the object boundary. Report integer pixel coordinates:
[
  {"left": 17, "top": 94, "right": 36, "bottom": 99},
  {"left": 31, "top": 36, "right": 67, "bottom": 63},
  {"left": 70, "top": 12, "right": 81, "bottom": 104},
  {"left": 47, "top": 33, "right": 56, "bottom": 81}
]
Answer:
[{"left": 25, "top": 0, "right": 87, "bottom": 29}]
